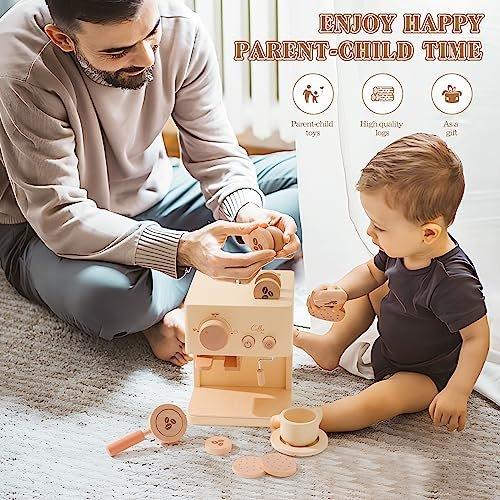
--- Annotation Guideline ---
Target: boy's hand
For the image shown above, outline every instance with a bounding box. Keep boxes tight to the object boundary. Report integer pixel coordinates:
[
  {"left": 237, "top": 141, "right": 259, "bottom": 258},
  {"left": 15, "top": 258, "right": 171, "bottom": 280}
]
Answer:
[
  {"left": 307, "top": 284, "right": 348, "bottom": 322},
  {"left": 428, "top": 387, "right": 469, "bottom": 432}
]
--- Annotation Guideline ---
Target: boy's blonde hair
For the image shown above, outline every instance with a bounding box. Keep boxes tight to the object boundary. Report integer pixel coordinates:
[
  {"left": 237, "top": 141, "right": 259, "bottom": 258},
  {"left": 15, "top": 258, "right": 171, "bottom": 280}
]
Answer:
[{"left": 356, "top": 133, "right": 465, "bottom": 227}]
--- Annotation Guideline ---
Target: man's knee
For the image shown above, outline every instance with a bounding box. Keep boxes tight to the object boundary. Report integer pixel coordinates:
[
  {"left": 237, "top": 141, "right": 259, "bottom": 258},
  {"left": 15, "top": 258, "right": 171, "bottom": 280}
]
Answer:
[
  {"left": 70, "top": 266, "right": 164, "bottom": 340},
  {"left": 254, "top": 151, "right": 297, "bottom": 193}
]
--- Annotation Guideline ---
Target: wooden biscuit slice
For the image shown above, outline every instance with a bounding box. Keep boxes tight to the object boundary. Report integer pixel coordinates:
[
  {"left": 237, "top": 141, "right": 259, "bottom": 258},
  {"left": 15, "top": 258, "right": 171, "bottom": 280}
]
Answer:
[
  {"left": 313, "top": 286, "right": 347, "bottom": 309},
  {"left": 232, "top": 456, "right": 266, "bottom": 478},
  {"left": 307, "top": 294, "right": 346, "bottom": 322},
  {"left": 261, "top": 453, "right": 297, "bottom": 478}
]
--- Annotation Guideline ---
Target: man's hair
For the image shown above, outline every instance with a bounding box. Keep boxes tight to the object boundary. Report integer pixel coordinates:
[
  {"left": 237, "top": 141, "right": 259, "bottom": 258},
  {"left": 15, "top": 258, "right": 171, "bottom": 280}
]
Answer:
[
  {"left": 356, "top": 133, "right": 465, "bottom": 227},
  {"left": 45, "top": 0, "right": 144, "bottom": 33}
]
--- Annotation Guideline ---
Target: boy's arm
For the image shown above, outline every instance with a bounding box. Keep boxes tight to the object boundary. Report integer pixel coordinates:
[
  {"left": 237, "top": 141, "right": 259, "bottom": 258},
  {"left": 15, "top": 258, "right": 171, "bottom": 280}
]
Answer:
[
  {"left": 446, "top": 315, "right": 490, "bottom": 395},
  {"left": 336, "top": 258, "right": 387, "bottom": 300},
  {"left": 429, "top": 315, "right": 490, "bottom": 431},
  {"left": 309, "top": 257, "right": 386, "bottom": 321}
]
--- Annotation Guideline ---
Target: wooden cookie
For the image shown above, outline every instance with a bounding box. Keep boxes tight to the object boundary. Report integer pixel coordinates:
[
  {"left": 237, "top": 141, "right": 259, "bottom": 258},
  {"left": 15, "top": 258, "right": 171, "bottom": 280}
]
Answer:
[
  {"left": 266, "top": 225, "right": 285, "bottom": 252},
  {"left": 313, "top": 286, "right": 347, "bottom": 309},
  {"left": 261, "top": 452, "right": 297, "bottom": 478},
  {"left": 307, "top": 294, "right": 345, "bottom": 322},
  {"left": 242, "top": 227, "right": 274, "bottom": 251},
  {"left": 205, "top": 436, "right": 233, "bottom": 456},
  {"left": 232, "top": 456, "right": 266, "bottom": 478}
]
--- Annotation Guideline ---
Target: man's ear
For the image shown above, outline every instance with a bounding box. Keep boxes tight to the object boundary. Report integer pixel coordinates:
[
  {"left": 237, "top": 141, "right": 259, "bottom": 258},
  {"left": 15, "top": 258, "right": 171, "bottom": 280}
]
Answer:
[
  {"left": 421, "top": 221, "right": 442, "bottom": 245},
  {"left": 44, "top": 24, "right": 76, "bottom": 52}
]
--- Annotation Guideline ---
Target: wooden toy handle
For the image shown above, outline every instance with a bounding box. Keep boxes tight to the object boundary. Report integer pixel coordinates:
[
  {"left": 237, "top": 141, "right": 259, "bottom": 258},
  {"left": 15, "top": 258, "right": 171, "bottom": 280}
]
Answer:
[
  {"left": 270, "top": 415, "right": 281, "bottom": 429},
  {"left": 106, "top": 428, "right": 150, "bottom": 457}
]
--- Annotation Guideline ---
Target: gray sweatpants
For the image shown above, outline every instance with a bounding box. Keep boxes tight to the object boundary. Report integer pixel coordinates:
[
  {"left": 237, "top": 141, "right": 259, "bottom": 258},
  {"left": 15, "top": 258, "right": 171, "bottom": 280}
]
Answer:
[{"left": 0, "top": 152, "right": 300, "bottom": 340}]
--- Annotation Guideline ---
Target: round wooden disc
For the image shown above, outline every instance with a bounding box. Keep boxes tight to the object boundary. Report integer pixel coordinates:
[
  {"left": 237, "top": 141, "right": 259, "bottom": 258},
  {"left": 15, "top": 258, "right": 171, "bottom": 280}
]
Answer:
[
  {"left": 307, "top": 294, "right": 346, "bottom": 322},
  {"left": 242, "top": 227, "right": 274, "bottom": 251},
  {"left": 254, "top": 278, "right": 281, "bottom": 300},
  {"left": 261, "top": 452, "right": 297, "bottom": 477},
  {"left": 313, "top": 287, "right": 347, "bottom": 308},
  {"left": 255, "top": 271, "right": 281, "bottom": 288},
  {"left": 232, "top": 456, "right": 266, "bottom": 478},
  {"left": 204, "top": 436, "right": 233, "bottom": 456},
  {"left": 266, "top": 226, "right": 285, "bottom": 252},
  {"left": 149, "top": 404, "right": 187, "bottom": 444}
]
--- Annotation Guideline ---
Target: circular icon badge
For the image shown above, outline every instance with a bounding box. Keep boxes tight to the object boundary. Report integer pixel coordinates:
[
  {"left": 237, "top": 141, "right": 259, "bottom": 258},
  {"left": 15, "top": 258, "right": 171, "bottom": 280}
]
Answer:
[
  {"left": 362, "top": 73, "right": 403, "bottom": 115},
  {"left": 431, "top": 73, "right": 472, "bottom": 115},
  {"left": 292, "top": 73, "right": 334, "bottom": 115}
]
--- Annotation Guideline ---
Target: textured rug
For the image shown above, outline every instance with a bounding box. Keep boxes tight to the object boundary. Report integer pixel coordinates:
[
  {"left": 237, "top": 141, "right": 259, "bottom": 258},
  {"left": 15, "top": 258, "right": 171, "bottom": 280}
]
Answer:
[{"left": 0, "top": 270, "right": 499, "bottom": 500}]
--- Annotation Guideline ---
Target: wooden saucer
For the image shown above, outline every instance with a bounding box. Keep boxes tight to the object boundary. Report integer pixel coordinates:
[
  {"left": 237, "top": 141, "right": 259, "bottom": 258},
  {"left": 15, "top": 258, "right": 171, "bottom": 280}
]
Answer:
[{"left": 270, "top": 428, "right": 328, "bottom": 457}]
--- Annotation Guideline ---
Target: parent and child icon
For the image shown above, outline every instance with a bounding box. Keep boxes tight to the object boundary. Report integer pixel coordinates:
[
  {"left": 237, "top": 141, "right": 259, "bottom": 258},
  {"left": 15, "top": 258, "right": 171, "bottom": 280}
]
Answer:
[{"left": 303, "top": 84, "right": 325, "bottom": 104}]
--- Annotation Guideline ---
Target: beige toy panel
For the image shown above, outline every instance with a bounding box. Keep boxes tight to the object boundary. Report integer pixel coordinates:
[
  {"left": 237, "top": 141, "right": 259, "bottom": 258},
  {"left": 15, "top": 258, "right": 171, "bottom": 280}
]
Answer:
[
  {"left": 186, "top": 305, "right": 293, "bottom": 357},
  {"left": 185, "top": 271, "right": 294, "bottom": 357},
  {"left": 199, "top": 356, "right": 287, "bottom": 388},
  {"left": 185, "top": 270, "right": 294, "bottom": 307}
]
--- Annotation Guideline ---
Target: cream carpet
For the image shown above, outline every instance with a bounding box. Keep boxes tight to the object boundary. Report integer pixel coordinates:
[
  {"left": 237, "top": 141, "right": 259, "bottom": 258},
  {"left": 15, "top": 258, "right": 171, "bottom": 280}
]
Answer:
[{"left": 1, "top": 270, "right": 499, "bottom": 499}]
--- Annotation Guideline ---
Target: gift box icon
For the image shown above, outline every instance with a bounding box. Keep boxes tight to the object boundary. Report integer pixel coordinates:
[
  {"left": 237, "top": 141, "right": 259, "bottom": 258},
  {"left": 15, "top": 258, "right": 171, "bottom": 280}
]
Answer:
[{"left": 442, "top": 85, "right": 462, "bottom": 103}]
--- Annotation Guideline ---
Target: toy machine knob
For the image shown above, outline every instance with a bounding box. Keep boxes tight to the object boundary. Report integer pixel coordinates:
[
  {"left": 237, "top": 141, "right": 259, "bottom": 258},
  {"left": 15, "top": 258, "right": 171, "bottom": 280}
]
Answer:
[
  {"left": 242, "top": 335, "right": 255, "bottom": 349},
  {"left": 262, "top": 336, "right": 276, "bottom": 350},
  {"left": 199, "top": 319, "right": 230, "bottom": 351}
]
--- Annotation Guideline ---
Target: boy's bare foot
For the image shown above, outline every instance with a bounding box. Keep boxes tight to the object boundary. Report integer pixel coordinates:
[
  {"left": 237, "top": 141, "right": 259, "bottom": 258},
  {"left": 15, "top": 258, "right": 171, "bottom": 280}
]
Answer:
[
  {"left": 293, "top": 328, "right": 343, "bottom": 371},
  {"left": 143, "top": 307, "right": 192, "bottom": 367}
]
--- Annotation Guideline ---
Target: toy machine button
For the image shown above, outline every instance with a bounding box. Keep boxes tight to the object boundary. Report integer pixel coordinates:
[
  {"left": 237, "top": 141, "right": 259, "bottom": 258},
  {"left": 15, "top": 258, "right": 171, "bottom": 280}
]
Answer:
[
  {"left": 262, "top": 336, "right": 276, "bottom": 349},
  {"left": 242, "top": 335, "right": 255, "bottom": 348},
  {"left": 199, "top": 319, "right": 230, "bottom": 351}
]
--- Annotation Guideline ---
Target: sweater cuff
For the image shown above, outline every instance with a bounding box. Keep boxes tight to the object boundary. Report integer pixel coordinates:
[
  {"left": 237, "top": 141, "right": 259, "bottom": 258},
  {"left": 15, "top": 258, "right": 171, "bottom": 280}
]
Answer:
[
  {"left": 135, "top": 224, "right": 190, "bottom": 279},
  {"left": 218, "top": 188, "right": 264, "bottom": 221}
]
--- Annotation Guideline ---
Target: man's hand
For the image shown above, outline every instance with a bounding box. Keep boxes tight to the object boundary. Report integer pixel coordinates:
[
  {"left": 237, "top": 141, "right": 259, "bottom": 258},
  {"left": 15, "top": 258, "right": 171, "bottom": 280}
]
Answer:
[
  {"left": 177, "top": 220, "right": 276, "bottom": 280},
  {"left": 428, "top": 386, "right": 469, "bottom": 432},
  {"left": 236, "top": 204, "right": 301, "bottom": 259}
]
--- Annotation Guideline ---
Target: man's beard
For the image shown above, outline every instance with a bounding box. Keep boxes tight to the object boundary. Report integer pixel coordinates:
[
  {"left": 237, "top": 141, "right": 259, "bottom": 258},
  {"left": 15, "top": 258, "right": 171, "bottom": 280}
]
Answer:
[{"left": 74, "top": 46, "right": 156, "bottom": 90}]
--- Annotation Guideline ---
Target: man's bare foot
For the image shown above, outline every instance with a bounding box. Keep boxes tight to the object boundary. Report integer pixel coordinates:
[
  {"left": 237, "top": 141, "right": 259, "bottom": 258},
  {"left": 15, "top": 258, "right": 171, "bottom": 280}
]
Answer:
[
  {"left": 293, "top": 328, "right": 343, "bottom": 371},
  {"left": 143, "top": 307, "right": 192, "bottom": 367}
]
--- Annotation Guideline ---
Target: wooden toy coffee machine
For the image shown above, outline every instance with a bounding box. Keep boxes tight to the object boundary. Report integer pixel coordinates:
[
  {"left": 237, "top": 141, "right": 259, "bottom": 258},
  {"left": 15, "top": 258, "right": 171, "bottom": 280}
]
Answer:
[{"left": 185, "top": 270, "right": 294, "bottom": 427}]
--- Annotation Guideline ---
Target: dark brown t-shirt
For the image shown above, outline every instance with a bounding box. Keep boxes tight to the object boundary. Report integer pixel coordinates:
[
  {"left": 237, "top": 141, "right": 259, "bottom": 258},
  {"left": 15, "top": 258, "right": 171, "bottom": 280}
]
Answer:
[{"left": 374, "top": 235, "right": 487, "bottom": 366}]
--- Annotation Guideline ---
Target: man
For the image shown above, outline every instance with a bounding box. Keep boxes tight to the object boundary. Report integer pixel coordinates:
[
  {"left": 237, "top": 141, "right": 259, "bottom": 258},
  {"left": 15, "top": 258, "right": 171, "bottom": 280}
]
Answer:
[{"left": 0, "top": 0, "right": 301, "bottom": 366}]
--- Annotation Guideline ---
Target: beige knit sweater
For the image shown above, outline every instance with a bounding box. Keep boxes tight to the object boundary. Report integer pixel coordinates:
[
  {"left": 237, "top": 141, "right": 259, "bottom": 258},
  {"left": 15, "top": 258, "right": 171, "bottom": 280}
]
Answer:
[{"left": 0, "top": 0, "right": 264, "bottom": 278}]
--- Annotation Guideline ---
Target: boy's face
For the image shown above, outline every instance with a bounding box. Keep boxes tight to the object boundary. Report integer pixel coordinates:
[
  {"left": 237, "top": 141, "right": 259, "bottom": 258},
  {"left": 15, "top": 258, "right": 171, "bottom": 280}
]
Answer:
[{"left": 360, "top": 189, "right": 424, "bottom": 258}]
